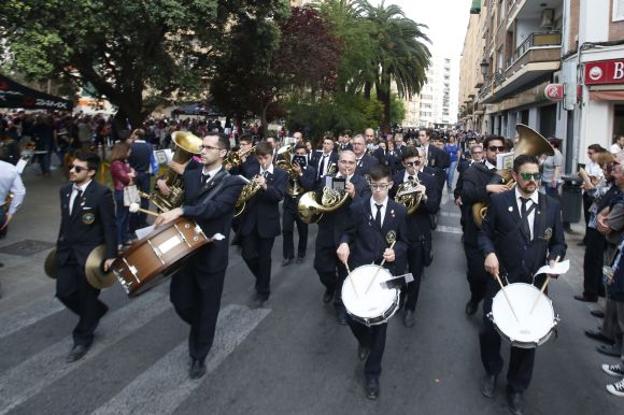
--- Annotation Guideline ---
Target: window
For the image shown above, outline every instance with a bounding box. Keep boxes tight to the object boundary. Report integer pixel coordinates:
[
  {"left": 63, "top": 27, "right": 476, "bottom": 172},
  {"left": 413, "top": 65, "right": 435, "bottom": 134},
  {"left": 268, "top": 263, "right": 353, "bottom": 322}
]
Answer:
[{"left": 614, "top": 0, "right": 624, "bottom": 21}]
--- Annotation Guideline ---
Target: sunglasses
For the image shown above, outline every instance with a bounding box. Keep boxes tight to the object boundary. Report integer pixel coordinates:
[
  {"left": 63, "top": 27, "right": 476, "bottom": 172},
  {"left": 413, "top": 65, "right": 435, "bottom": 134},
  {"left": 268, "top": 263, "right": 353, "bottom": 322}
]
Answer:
[
  {"left": 404, "top": 161, "right": 421, "bottom": 167},
  {"left": 70, "top": 165, "right": 88, "bottom": 173},
  {"left": 519, "top": 172, "right": 541, "bottom": 181},
  {"left": 488, "top": 146, "right": 506, "bottom": 152}
]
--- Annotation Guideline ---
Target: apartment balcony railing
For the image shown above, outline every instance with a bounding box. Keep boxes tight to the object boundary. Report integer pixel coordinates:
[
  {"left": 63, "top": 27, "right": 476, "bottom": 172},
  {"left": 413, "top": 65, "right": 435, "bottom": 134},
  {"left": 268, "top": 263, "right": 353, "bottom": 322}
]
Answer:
[{"left": 506, "top": 31, "right": 562, "bottom": 69}]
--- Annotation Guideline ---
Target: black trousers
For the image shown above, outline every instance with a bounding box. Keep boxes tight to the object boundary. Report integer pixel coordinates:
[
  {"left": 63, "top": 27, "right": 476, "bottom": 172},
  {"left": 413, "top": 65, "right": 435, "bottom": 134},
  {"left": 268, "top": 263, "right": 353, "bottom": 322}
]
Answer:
[
  {"left": 241, "top": 232, "right": 275, "bottom": 297},
  {"left": 464, "top": 242, "right": 488, "bottom": 305},
  {"left": 479, "top": 279, "right": 535, "bottom": 393},
  {"left": 583, "top": 228, "right": 606, "bottom": 298},
  {"left": 347, "top": 319, "right": 387, "bottom": 378},
  {"left": 313, "top": 241, "right": 348, "bottom": 306},
  {"left": 404, "top": 242, "right": 426, "bottom": 311},
  {"left": 56, "top": 261, "right": 107, "bottom": 347},
  {"left": 282, "top": 201, "right": 308, "bottom": 259},
  {"left": 170, "top": 266, "right": 226, "bottom": 362},
  {"left": 129, "top": 172, "right": 150, "bottom": 233}
]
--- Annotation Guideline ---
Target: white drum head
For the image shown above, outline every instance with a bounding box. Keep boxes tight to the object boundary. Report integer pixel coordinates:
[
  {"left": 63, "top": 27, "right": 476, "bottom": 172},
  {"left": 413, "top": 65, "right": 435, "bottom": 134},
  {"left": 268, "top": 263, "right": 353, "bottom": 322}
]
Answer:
[
  {"left": 491, "top": 283, "right": 556, "bottom": 345},
  {"left": 342, "top": 264, "right": 397, "bottom": 319}
]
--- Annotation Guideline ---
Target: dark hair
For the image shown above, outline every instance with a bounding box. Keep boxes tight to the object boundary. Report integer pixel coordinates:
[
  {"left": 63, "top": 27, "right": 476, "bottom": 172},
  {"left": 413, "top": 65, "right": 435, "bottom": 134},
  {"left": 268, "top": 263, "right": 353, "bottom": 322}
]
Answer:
[
  {"left": 239, "top": 134, "right": 253, "bottom": 145},
  {"left": 368, "top": 164, "right": 391, "bottom": 182},
  {"left": 205, "top": 132, "right": 230, "bottom": 151},
  {"left": 419, "top": 128, "right": 431, "bottom": 137},
  {"left": 255, "top": 141, "right": 273, "bottom": 156},
  {"left": 294, "top": 143, "right": 307, "bottom": 152},
  {"left": 548, "top": 137, "right": 562, "bottom": 149},
  {"left": 483, "top": 135, "right": 506, "bottom": 150},
  {"left": 74, "top": 151, "right": 100, "bottom": 172},
  {"left": 513, "top": 154, "right": 539, "bottom": 173},
  {"left": 400, "top": 145, "right": 420, "bottom": 161},
  {"left": 588, "top": 144, "right": 606, "bottom": 152},
  {"left": 342, "top": 129, "right": 352, "bottom": 136}
]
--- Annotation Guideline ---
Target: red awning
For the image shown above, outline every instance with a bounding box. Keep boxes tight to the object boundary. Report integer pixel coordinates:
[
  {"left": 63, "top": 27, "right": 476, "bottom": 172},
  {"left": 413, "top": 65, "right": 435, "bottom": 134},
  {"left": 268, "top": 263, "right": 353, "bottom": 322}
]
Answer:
[{"left": 589, "top": 90, "right": 624, "bottom": 101}]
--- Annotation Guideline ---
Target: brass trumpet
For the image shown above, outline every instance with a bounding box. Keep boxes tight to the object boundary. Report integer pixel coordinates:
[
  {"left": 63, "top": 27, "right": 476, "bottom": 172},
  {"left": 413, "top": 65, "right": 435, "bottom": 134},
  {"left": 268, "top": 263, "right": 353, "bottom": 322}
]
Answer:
[{"left": 225, "top": 145, "right": 256, "bottom": 169}]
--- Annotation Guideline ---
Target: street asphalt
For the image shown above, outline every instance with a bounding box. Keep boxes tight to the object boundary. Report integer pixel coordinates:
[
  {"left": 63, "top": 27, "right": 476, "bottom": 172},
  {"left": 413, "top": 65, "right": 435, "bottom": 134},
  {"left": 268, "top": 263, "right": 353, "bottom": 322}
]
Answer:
[{"left": 0, "top": 164, "right": 622, "bottom": 415}]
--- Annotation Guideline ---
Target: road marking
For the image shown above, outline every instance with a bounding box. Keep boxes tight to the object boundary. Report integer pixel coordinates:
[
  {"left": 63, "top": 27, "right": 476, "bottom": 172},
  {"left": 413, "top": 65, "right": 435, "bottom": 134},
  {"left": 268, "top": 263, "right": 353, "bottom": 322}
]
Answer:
[
  {"left": 440, "top": 211, "right": 461, "bottom": 218},
  {"left": 0, "top": 290, "right": 168, "bottom": 415},
  {"left": 0, "top": 296, "right": 65, "bottom": 339},
  {"left": 435, "top": 225, "right": 463, "bottom": 235},
  {"left": 91, "top": 304, "right": 270, "bottom": 415}
]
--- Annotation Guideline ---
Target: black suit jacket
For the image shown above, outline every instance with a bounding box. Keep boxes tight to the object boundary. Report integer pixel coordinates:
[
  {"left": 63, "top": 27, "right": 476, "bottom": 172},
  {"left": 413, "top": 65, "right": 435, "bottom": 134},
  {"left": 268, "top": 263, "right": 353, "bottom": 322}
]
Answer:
[
  {"left": 340, "top": 198, "right": 408, "bottom": 275},
  {"left": 181, "top": 167, "right": 245, "bottom": 275},
  {"left": 460, "top": 162, "right": 500, "bottom": 246},
  {"left": 426, "top": 145, "right": 450, "bottom": 170},
  {"left": 478, "top": 190, "right": 567, "bottom": 283},
  {"left": 56, "top": 181, "right": 117, "bottom": 267},
  {"left": 310, "top": 151, "right": 339, "bottom": 178},
  {"left": 238, "top": 167, "right": 288, "bottom": 238},
  {"left": 391, "top": 170, "right": 440, "bottom": 242},
  {"left": 355, "top": 154, "right": 379, "bottom": 176}
]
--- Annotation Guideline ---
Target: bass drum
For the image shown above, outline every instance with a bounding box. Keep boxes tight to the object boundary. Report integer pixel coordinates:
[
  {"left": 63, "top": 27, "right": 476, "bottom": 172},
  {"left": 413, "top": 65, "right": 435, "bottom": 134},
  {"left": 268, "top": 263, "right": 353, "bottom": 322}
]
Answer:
[
  {"left": 112, "top": 217, "right": 209, "bottom": 297},
  {"left": 341, "top": 264, "right": 400, "bottom": 327}
]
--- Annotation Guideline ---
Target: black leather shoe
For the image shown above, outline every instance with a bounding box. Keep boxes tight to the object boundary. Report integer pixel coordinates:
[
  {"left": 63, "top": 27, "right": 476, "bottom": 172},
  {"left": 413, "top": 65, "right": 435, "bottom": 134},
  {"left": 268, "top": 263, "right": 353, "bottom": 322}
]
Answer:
[
  {"left": 480, "top": 374, "right": 497, "bottom": 398},
  {"left": 590, "top": 309, "right": 605, "bottom": 318},
  {"left": 336, "top": 309, "right": 348, "bottom": 325},
  {"left": 189, "top": 359, "right": 206, "bottom": 379},
  {"left": 295, "top": 256, "right": 304, "bottom": 264},
  {"left": 584, "top": 329, "right": 614, "bottom": 345},
  {"left": 597, "top": 343, "right": 622, "bottom": 357},
  {"left": 403, "top": 310, "right": 415, "bottom": 328},
  {"left": 365, "top": 376, "right": 379, "bottom": 400},
  {"left": 358, "top": 345, "right": 370, "bottom": 362},
  {"left": 281, "top": 258, "right": 293, "bottom": 267},
  {"left": 506, "top": 391, "right": 524, "bottom": 415},
  {"left": 465, "top": 300, "right": 478, "bottom": 316},
  {"left": 66, "top": 344, "right": 90, "bottom": 363},
  {"left": 574, "top": 294, "right": 598, "bottom": 302},
  {"left": 322, "top": 289, "right": 334, "bottom": 304}
]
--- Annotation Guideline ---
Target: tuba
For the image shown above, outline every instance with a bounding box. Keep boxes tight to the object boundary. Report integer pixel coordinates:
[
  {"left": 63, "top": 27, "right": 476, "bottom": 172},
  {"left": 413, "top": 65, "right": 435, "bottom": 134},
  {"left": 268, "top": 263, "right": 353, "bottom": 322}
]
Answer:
[
  {"left": 298, "top": 180, "right": 350, "bottom": 224},
  {"left": 395, "top": 176, "right": 425, "bottom": 215},
  {"left": 472, "top": 124, "right": 554, "bottom": 228},
  {"left": 275, "top": 145, "right": 304, "bottom": 197},
  {"left": 234, "top": 175, "right": 263, "bottom": 217},
  {"left": 143, "top": 131, "right": 202, "bottom": 212}
]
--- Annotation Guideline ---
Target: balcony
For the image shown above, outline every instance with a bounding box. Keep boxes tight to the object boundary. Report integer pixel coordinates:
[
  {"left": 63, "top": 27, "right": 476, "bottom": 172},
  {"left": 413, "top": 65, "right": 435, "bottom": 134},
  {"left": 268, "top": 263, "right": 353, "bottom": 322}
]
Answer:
[{"left": 480, "top": 31, "right": 561, "bottom": 104}]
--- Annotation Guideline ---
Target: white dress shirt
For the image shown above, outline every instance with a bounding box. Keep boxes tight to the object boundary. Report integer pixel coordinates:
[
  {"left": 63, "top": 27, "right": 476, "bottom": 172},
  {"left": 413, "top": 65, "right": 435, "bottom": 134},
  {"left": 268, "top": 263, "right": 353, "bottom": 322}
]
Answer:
[
  {"left": 370, "top": 196, "right": 389, "bottom": 227},
  {"left": 403, "top": 171, "right": 417, "bottom": 183},
  {"left": 69, "top": 180, "right": 92, "bottom": 215},
  {"left": 0, "top": 160, "right": 26, "bottom": 215},
  {"left": 318, "top": 153, "right": 331, "bottom": 177},
  {"left": 260, "top": 163, "right": 274, "bottom": 176},
  {"left": 201, "top": 165, "right": 222, "bottom": 184},
  {"left": 484, "top": 160, "right": 497, "bottom": 171},
  {"left": 515, "top": 187, "right": 539, "bottom": 240}
]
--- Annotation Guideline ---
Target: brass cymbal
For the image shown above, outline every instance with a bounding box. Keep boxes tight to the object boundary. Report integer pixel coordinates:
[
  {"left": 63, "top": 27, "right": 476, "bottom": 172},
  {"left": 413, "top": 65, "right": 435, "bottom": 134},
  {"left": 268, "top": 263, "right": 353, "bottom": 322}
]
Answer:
[
  {"left": 85, "top": 245, "right": 115, "bottom": 289},
  {"left": 44, "top": 248, "right": 58, "bottom": 279}
]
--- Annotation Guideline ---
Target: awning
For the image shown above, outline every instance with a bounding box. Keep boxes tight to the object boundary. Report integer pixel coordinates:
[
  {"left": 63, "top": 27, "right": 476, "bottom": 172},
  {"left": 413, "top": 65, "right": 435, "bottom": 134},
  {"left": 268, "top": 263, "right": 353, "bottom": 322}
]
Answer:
[
  {"left": 0, "top": 74, "right": 73, "bottom": 110},
  {"left": 589, "top": 90, "right": 624, "bottom": 101}
]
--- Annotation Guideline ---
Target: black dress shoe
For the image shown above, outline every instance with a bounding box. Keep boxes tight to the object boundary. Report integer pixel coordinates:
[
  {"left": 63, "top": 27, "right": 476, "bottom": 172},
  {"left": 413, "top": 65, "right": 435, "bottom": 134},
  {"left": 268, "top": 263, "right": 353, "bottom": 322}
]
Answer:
[
  {"left": 358, "top": 345, "right": 370, "bottom": 361},
  {"left": 322, "top": 289, "right": 334, "bottom": 304},
  {"left": 66, "top": 344, "right": 90, "bottom": 363},
  {"left": 295, "top": 256, "right": 304, "bottom": 264},
  {"left": 480, "top": 374, "right": 497, "bottom": 398},
  {"left": 574, "top": 294, "right": 598, "bottom": 302},
  {"left": 281, "top": 258, "right": 293, "bottom": 267},
  {"left": 403, "top": 310, "right": 415, "bottom": 328},
  {"left": 189, "top": 359, "right": 206, "bottom": 379},
  {"left": 365, "top": 376, "right": 379, "bottom": 400},
  {"left": 506, "top": 391, "right": 524, "bottom": 415},
  {"left": 597, "top": 343, "right": 622, "bottom": 357},
  {"left": 590, "top": 309, "right": 605, "bottom": 318},
  {"left": 584, "top": 329, "right": 614, "bottom": 345},
  {"left": 465, "top": 300, "right": 478, "bottom": 316},
  {"left": 336, "top": 309, "right": 348, "bottom": 325}
]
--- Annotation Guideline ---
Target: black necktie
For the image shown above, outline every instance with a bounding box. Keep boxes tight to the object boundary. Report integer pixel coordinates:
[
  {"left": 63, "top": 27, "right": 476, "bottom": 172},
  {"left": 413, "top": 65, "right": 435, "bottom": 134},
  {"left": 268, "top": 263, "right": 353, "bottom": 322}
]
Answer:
[
  {"left": 71, "top": 189, "right": 82, "bottom": 216},
  {"left": 408, "top": 175, "right": 414, "bottom": 182},
  {"left": 375, "top": 203, "right": 383, "bottom": 228},
  {"left": 319, "top": 155, "right": 327, "bottom": 178},
  {"left": 520, "top": 197, "right": 531, "bottom": 239},
  {"left": 201, "top": 172, "right": 210, "bottom": 184}
]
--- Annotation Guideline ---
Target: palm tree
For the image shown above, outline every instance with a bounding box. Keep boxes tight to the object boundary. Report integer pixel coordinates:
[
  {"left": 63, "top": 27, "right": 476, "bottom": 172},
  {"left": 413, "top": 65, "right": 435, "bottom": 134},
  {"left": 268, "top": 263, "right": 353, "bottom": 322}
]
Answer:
[{"left": 356, "top": 0, "right": 431, "bottom": 131}]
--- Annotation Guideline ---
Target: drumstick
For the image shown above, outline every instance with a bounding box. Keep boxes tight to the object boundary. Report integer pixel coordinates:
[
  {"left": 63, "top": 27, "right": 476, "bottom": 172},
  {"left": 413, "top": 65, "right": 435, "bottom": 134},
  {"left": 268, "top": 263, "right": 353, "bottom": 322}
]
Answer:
[
  {"left": 365, "top": 240, "right": 397, "bottom": 294},
  {"left": 129, "top": 202, "right": 159, "bottom": 217},
  {"left": 343, "top": 261, "right": 360, "bottom": 298},
  {"left": 529, "top": 256, "right": 560, "bottom": 315},
  {"left": 494, "top": 272, "right": 520, "bottom": 323}
]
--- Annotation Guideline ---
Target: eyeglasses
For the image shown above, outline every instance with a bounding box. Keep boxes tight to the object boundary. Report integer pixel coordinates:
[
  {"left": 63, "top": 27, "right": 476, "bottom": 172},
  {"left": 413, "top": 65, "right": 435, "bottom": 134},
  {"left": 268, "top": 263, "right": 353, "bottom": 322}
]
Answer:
[
  {"left": 519, "top": 172, "right": 541, "bottom": 181},
  {"left": 70, "top": 165, "right": 88, "bottom": 173},
  {"left": 404, "top": 161, "right": 421, "bottom": 167},
  {"left": 201, "top": 145, "right": 222, "bottom": 151},
  {"left": 488, "top": 145, "right": 506, "bottom": 152},
  {"left": 369, "top": 183, "right": 391, "bottom": 190}
]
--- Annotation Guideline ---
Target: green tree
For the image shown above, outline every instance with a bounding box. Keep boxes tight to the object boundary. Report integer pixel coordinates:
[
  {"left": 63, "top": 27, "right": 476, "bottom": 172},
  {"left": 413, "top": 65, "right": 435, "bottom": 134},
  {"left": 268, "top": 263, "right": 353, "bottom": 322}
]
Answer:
[{"left": 0, "top": 0, "right": 289, "bottom": 127}]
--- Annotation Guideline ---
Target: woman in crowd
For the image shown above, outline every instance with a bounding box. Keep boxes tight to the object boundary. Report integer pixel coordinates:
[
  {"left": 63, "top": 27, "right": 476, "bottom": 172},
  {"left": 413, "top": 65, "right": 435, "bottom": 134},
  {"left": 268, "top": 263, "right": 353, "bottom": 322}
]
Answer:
[
  {"left": 541, "top": 137, "right": 564, "bottom": 198},
  {"left": 109, "top": 141, "right": 136, "bottom": 251}
]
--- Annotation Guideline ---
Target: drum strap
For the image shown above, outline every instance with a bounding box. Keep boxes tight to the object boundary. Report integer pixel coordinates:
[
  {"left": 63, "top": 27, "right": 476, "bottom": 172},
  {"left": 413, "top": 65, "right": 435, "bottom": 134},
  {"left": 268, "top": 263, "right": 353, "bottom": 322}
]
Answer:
[{"left": 193, "top": 170, "right": 230, "bottom": 208}]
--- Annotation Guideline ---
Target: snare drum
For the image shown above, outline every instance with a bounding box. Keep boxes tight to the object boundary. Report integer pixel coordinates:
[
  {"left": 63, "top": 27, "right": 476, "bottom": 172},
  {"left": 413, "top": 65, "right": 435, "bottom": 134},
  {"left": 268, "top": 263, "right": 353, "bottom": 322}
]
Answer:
[
  {"left": 112, "top": 217, "right": 209, "bottom": 296},
  {"left": 488, "top": 282, "right": 559, "bottom": 349},
  {"left": 341, "top": 264, "right": 400, "bottom": 327}
]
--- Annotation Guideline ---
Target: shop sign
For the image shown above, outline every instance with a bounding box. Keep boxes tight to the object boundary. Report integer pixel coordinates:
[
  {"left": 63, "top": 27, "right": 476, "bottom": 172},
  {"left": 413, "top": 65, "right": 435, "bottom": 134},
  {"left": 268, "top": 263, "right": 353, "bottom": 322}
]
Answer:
[
  {"left": 585, "top": 59, "right": 624, "bottom": 85},
  {"left": 544, "top": 83, "right": 564, "bottom": 101}
]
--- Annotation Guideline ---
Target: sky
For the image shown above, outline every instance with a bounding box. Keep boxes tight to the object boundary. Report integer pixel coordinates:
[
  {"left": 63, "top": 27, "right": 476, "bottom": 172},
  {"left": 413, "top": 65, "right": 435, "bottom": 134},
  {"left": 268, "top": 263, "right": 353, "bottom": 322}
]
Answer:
[{"left": 369, "top": 0, "right": 473, "bottom": 59}]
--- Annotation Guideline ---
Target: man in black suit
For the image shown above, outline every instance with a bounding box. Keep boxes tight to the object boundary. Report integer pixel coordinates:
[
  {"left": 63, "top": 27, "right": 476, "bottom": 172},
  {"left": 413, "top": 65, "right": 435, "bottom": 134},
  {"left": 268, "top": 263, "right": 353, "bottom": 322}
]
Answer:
[
  {"left": 390, "top": 146, "right": 440, "bottom": 327},
  {"left": 310, "top": 136, "right": 339, "bottom": 180},
  {"left": 155, "top": 133, "right": 245, "bottom": 379},
  {"left": 228, "top": 134, "right": 259, "bottom": 178},
  {"left": 128, "top": 128, "right": 154, "bottom": 232},
  {"left": 460, "top": 136, "right": 507, "bottom": 316},
  {"left": 337, "top": 164, "right": 408, "bottom": 400},
  {"left": 418, "top": 129, "right": 450, "bottom": 192},
  {"left": 338, "top": 130, "right": 353, "bottom": 151},
  {"left": 300, "top": 149, "right": 371, "bottom": 324},
  {"left": 454, "top": 142, "right": 483, "bottom": 232},
  {"left": 352, "top": 134, "right": 379, "bottom": 176},
  {"left": 281, "top": 144, "right": 310, "bottom": 266},
  {"left": 238, "top": 141, "right": 288, "bottom": 307},
  {"left": 478, "top": 154, "right": 566, "bottom": 415},
  {"left": 55, "top": 151, "right": 117, "bottom": 362}
]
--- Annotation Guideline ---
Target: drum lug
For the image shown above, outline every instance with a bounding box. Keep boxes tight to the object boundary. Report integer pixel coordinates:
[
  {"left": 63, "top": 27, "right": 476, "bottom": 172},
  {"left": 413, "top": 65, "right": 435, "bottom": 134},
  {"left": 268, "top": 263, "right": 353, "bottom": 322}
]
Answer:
[
  {"left": 487, "top": 312, "right": 494, "bottom": 322},
  {"left": 554, "top": 314, "right": 561, "bottom": 325}
]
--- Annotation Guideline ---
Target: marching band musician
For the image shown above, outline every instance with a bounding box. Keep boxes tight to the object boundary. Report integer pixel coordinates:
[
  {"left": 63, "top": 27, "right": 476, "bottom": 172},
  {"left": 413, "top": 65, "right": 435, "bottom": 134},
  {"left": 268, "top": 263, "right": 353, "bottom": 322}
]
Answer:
[
  {"left": 238, "top": 141, "right": 288, "bottom": 307},
  {"left": 300, "top": 149, "right": 370, "bottom": 324},
  {"left": 227, "top": 134, "right": 258, "bottom": 177},
  {"left": 55, "top": 151, "right": 117, "bottom": 363},
  {"left": 281, "top": 144, "right": 310, "bottom": 266},
  {"left": 310, "top": 136, "right": 338, "bottom": 180},
  {"left": 390, "top": 146, "right": 440, "bottom": 327},
  {"left": 478, "top": 154, "right": 566, "bottom": 415},
  {"left": 352, "top": 134, "right": 379, "bottom": 176},
  {"left": 154, "top": 133, "right": 245, "bottom": 379},
  {"left": 337, "top": 164, "right": 408, "bottom": 400},
  {"left": 460, "top": 136, "right": 507, "bottom": 316}
]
